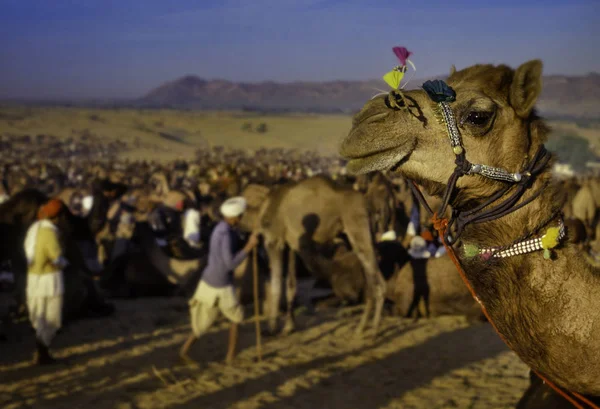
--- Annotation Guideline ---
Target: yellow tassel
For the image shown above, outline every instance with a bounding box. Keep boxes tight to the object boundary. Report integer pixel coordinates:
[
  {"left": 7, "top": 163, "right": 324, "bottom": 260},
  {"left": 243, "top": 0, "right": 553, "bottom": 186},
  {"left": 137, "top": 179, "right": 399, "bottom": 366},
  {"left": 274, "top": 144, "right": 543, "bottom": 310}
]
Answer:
[
  {"left": 463, "top": 244, "right": 480, "bottom": 258},
  {"left": 541, "top": 227, "right": 560, "bottom": 249}
]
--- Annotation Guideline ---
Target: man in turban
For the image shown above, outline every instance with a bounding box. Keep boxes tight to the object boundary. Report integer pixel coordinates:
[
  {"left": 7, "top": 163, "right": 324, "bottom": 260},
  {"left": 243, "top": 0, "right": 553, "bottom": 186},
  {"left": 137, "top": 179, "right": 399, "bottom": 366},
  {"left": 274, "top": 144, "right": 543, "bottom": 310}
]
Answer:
[
  {"left": 24, "top": 198, "right": 68, "bottom": 365},
  {"left": 180, "top": 196, "right": 259, "bottom": 365}
]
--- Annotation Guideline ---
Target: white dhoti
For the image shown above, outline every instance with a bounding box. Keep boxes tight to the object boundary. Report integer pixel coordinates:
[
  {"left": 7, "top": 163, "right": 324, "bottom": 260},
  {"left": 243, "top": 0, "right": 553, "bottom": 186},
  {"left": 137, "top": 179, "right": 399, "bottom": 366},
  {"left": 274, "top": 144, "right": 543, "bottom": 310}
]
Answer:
[
  {"left": 189, "top": 281, "right": 243, "bottom": 338},
  {"left": 26, "top": 271, "right": 64, "bottom": 347}
]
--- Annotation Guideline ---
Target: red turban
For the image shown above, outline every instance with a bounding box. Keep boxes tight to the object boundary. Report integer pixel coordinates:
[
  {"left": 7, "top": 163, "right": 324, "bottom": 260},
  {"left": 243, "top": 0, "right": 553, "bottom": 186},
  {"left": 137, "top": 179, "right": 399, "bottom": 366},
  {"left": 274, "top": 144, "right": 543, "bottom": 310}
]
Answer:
[{"left": 37, "top": 198, "right": 65, "bottom": 220}]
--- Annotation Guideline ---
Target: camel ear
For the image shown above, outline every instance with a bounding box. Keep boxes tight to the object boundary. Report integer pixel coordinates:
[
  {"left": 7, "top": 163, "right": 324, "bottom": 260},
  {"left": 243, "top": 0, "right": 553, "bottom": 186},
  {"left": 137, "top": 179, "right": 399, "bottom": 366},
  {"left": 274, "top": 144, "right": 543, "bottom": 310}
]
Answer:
[
  {"left": 510, "top": 59, "right": 543, "bottom": 118},
  {"left": 449, "top": 65, "right": 456, "bottom": 77}
]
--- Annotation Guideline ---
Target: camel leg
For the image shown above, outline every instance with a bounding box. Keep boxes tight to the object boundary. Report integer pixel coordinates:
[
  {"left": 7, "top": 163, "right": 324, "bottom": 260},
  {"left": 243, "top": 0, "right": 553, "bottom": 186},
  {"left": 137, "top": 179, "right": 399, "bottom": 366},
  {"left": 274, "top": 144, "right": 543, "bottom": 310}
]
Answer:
[
  {"left": 282, "top": 248, "right": 297, "bottom": 335},
  {"left": 265, "top": 241, "right": 283, "bottom": 335},
  {"left": 342, "top": 202, "right": 386, "bottom": 338},
  {"left": 389, "top": 200, "right": 397, "bottom": 233}
]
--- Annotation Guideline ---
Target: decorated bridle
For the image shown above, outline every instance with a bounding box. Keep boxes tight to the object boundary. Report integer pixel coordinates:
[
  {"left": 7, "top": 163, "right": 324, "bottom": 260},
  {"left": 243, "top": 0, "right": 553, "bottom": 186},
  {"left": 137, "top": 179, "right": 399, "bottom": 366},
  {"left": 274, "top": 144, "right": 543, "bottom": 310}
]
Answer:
[
  {"left": 380, "top": 48, "right": 559, "bottom": 258},
  {"left": 411, "top": 78, "right": 565, "bottom": 260},
  {"left": 379, "top": 47, "right": 597, "bottom": 409}
]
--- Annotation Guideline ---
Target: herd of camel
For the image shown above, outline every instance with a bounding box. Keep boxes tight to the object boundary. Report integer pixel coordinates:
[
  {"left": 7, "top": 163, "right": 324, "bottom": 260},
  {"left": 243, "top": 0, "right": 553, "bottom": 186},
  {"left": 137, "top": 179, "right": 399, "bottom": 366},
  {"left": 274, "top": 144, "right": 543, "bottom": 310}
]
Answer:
[{"left": 1, "top": 59, "right": 600, "bottom": 408}]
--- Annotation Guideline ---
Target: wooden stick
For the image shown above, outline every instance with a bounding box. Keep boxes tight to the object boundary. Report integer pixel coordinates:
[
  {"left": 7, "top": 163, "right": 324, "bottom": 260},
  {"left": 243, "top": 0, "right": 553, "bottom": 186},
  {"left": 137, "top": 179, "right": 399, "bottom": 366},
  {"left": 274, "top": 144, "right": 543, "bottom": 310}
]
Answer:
[
  {"left": 152, "top": 365, "right": 172, "bottom": 386},
  {"left": 252, "top": 246, "right": 263, "bottom": 362}
]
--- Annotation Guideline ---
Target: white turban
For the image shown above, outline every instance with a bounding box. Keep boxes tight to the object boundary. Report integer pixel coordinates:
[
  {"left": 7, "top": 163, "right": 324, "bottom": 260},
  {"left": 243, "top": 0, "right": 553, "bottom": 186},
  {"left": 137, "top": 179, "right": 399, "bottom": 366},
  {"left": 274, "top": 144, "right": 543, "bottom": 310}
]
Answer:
[
  {"left": 408, "top": 236, "right": 431, "bottom": 259},
  {"left": 82, "top": 195, "right": 94, "bottom": 213},
  {"left": 380, "top": 230, "right": 397, "bottom": 242},
  {"left": 220, "top": 196, "right": 247, "bottom": 218}
]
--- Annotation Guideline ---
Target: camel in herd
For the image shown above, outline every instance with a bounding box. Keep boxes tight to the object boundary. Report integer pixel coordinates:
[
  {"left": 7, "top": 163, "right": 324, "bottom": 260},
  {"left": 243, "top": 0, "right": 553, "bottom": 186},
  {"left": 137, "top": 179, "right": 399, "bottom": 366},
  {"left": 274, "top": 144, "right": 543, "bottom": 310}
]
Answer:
[
  {"left": 571, "top": 178, "right": 600, "bottom": 241},
  {"left": 340, "top": 59, "right": 600, "bottom": 398},
  {"left": 241, "top": 176, "right": 386, "bottom": 336},
  {"left": 387, "top": 254, "right": 482, "bottom": 320},
  {"left": 363, "top": 172, "right": 397, "bottom": 239}
]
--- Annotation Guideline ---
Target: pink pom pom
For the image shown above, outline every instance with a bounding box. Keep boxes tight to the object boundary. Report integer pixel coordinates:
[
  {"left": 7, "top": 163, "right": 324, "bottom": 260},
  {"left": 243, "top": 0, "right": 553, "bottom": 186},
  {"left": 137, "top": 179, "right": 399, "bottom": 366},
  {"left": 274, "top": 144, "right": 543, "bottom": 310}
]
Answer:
[{"left": 393, "top": 46, "right": 412, "bottom": 66}]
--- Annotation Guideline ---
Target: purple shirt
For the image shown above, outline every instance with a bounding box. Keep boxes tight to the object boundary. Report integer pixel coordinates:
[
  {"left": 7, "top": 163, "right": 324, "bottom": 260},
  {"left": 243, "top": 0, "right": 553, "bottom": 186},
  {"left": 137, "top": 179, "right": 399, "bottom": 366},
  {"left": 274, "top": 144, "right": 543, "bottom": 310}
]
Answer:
[{"left": 201, "top": 221, "right": 248, "bottom": 288}]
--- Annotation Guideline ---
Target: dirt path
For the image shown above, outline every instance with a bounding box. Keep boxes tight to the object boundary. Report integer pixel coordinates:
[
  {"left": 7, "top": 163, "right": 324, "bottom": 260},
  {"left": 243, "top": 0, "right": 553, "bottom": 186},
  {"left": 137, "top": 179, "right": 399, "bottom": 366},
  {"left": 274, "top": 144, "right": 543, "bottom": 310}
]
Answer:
[{"left": 0, "top": 298, "right": 529, "bottom": 409}]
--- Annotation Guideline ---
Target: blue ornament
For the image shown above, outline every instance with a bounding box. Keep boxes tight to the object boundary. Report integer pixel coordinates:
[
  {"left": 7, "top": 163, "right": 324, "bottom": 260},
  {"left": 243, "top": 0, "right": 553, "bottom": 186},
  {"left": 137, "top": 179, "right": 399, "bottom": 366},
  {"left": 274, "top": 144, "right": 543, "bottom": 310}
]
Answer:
[{"left": 422, "top": 79, "right": 456, "bottom": 103}]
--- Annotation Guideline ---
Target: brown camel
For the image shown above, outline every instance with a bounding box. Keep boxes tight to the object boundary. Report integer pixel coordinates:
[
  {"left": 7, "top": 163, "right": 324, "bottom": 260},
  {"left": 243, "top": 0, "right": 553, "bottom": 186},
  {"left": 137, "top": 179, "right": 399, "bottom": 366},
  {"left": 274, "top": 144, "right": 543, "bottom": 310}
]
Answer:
[
  {"left": 242, "top": 176, "right": 385, "bottom": 337},
  {"left": 364, "top": 172, "right": 397, "bottom": 239},
  {"left": 572, "top": 182, "right": 597, "bottom": 239},
  {"left": 314, "top": 239, "right": 480, "bottom": 320},
  {"left": 387, "top": 254, "right": 482, "bottom": 320},
  {"left": 103, "top": 221, "right": 268, "bottom": 302},
  {"left": 99, "top": 221, "right": 202, "bottom": 296},
  {"left": 340, "top": 60, "right": 600, "bottom": 397},
  {"left": 559, "top": 177, "right": 581, "bottom": 219}
]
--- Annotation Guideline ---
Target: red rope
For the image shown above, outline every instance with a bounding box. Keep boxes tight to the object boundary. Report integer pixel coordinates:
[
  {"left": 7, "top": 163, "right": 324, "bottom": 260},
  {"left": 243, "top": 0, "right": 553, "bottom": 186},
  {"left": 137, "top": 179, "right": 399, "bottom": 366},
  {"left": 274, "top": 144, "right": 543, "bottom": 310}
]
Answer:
[{"left": 431, "top": 212, "right": 598, "bottom": 409}]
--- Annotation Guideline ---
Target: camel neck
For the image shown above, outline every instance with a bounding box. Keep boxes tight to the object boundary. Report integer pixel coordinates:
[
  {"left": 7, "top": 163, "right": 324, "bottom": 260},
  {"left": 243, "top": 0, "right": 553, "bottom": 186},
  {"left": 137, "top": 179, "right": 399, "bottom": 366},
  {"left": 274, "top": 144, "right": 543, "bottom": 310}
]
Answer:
[{"left": 457, "top": 167, "right": 563, "bottom": 249}]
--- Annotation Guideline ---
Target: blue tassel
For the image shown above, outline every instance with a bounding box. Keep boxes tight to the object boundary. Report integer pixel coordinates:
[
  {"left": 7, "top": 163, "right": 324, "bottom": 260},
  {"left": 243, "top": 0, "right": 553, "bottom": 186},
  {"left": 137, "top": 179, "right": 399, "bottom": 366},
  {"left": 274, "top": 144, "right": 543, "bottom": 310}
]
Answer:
[{"left": 422, "top": 80, "right": 456, "bottom": 103}]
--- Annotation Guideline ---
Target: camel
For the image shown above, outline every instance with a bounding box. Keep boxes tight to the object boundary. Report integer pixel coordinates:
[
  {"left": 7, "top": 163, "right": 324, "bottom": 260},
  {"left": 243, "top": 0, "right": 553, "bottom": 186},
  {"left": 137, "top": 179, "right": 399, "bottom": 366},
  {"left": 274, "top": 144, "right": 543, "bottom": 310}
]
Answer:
[
  {"left": 99, "top": 221, "right": 201, "bottom": 297},
  {"left": 242, "top": 176, "right": 386, "bottom": 336},
  {"left": 387, "top": 254, "right": 482, "bottom": 320},
  {"left": 572, "top": 182, "right": 597, "bottom": 240},
  {"left": 364, "top": 172, "right": 397, "bottom": 239},
  {"left": 559, "top": 177, "right": 581, "bottom": 219},
  {"left": 100, "top": 221, "right": 270, "bottom": 302},
  {"left": 388, "top": 176, "right": 449, "bottom": 246},
  {"left": 339, "top": 60, "right": 600, "bottom": 398},
  {"left": 310, "top": 238, "right": 481, "bottom": 320}
]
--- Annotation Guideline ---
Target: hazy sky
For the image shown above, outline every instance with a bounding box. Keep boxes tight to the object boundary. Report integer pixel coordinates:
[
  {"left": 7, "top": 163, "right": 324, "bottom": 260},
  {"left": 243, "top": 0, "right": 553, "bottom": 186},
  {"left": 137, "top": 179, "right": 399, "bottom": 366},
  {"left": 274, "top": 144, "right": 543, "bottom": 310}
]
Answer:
[{"left": 0, "top": 0, "right": 598, "bottom": 99}]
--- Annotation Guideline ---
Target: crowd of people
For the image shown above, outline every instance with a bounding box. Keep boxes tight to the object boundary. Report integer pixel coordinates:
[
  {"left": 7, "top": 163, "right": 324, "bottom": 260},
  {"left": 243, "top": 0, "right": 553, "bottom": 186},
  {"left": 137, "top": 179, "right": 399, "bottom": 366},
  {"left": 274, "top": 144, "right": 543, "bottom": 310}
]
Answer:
[{"left": 0, "top": 136, "right": 465, "bottom": 366}]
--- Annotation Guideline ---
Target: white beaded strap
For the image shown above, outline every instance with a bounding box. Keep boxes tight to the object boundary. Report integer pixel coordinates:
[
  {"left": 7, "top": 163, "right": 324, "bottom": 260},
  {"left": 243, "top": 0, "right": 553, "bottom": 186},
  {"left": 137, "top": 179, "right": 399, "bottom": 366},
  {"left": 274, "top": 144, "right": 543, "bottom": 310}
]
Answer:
[{"left": 479, "top": 219, "right": 565, "bottom": 259}]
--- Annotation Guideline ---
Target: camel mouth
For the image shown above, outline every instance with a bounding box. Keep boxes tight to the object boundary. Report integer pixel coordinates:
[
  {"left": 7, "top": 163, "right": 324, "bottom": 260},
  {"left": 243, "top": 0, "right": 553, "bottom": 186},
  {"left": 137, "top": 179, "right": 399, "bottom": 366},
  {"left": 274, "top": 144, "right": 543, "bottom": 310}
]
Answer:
[{"left": 344, "top": 142, "right": 415, "bottom": 175}]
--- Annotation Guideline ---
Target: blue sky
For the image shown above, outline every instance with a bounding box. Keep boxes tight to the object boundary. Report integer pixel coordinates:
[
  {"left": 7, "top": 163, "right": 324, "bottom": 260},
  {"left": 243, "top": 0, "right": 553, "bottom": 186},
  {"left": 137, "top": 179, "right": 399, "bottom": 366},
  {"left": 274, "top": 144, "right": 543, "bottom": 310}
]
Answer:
[{"left": 0, "top": 0, "right": 598, "bottom": 99}]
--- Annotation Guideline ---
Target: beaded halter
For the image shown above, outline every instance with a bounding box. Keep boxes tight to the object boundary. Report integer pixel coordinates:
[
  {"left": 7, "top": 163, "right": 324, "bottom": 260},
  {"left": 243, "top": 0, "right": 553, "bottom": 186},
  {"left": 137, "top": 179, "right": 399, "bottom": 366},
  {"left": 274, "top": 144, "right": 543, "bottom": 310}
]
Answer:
[
  {"left": 472, "top": 218, "right": 565, "bottom": 260},
  {"left": 408, "top": 79, "right": 564, "bottom": 261}
]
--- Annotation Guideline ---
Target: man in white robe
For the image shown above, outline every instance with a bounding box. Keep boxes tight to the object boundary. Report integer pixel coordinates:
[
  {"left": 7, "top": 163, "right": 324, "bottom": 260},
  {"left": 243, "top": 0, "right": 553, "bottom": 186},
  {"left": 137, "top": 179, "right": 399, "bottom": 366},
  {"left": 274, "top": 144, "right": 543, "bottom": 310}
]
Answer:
[{"left": 24, "top": 198, "right": 68, "bottom": 365}]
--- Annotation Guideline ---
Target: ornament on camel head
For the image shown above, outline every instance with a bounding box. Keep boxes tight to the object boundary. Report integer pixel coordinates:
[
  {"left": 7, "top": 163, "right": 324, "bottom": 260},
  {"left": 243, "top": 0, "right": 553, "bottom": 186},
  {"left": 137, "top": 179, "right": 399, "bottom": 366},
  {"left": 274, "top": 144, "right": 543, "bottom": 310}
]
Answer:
[{"left": 372, "top": 46, "right": 416, "bottom": 110}]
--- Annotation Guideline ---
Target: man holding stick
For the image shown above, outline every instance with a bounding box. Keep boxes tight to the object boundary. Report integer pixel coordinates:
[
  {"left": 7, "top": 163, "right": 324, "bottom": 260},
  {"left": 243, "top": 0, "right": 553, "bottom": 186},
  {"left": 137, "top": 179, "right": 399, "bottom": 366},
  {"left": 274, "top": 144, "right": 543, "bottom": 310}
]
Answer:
[{"left": 180, "top": 196, "right": 259, "bottom": 365}]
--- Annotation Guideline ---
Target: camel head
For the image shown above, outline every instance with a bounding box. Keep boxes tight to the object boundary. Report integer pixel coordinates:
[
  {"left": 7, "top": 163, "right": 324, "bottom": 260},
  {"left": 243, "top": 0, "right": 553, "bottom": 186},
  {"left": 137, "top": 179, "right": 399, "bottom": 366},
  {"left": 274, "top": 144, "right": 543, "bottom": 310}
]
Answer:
[{"left": 340, "top": 60, "right": 548, "bottom": 205}]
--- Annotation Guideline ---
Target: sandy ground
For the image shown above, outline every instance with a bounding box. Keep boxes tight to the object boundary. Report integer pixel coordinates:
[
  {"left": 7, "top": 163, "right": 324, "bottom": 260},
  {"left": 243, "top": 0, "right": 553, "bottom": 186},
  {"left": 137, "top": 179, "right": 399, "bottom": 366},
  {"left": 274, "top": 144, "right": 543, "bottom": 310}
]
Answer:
[{"left": 0, "top": 297, "right": 530, "bottom": 409}]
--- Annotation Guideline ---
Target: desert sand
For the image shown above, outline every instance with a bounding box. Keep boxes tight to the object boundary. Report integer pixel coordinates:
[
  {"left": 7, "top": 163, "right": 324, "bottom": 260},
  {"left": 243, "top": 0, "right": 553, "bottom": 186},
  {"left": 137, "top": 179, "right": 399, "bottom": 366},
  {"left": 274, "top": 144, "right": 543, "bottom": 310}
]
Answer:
[{"left": 1, "top": 296, "right": 530, "bottom": 409}]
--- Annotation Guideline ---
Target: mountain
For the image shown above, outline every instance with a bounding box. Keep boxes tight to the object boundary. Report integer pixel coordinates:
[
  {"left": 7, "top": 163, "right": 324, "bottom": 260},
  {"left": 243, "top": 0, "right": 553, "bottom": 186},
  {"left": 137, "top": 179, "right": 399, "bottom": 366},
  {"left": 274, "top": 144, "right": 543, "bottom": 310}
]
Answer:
[
  {"left": 536, "top": 73, "right": 600, "bottom": 118},
  {"left": 139, "top": 73, "right": 600, "bottom": 117},
  {"left": 138, "top": 75, "right": 446, "bottom": 114}
]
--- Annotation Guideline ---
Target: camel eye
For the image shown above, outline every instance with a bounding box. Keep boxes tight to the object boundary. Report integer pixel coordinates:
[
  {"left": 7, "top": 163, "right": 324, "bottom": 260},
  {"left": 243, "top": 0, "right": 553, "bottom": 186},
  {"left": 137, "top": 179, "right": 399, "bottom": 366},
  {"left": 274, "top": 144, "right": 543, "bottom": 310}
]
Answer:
[{"left": 464, "top": 111, "right": 493, "bottom": 126}]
